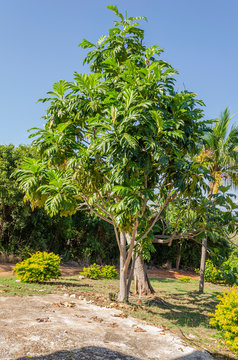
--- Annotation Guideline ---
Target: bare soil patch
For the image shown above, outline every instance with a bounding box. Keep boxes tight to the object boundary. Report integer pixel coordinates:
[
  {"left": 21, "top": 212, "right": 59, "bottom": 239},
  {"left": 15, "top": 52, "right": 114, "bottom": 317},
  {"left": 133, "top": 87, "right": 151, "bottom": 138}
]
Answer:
[{"left": 0, "top": 294, "right": 213, "bottom": 360}]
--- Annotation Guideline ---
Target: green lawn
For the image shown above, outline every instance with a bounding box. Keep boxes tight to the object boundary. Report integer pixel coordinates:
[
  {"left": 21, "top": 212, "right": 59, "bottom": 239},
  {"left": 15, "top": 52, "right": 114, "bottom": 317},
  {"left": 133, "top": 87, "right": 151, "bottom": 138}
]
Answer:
[{"left": 0, "top": 275, "right": 235, "bottom": 359}]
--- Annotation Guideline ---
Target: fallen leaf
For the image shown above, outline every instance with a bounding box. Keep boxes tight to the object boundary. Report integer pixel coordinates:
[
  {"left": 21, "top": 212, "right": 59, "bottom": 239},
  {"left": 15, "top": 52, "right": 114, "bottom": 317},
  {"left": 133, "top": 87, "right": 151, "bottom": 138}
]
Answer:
[
  {"left": 134, "top": 327, "right": 146, "bottom": 332},
  {"left": 53, "top": 303, "right": 61, "bottom": 308},
  {"left": 113, "top": 313, "right": 128, "bottom": 318},
  {"left": 60, "top": 301, "right": 76, "bottom": 308},
  {"left": 91, "top": 316, "right": 103, "bottom": 323},
  {"left": 109, "top": 322, "right": 118, "bottom": 328},
  {"left": 131, "top": 306, "right": 138, "bottom": 311},
  {"left": 36, "top": 317, "right": 50, "bottom": 323}
]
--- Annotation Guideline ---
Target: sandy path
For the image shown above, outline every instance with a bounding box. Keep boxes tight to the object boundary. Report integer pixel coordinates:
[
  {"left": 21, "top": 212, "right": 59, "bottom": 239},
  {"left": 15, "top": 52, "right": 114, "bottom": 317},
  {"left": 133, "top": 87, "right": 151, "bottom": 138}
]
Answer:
[{"left": 0, "top": 294, "right": 212, "bottom": 360}]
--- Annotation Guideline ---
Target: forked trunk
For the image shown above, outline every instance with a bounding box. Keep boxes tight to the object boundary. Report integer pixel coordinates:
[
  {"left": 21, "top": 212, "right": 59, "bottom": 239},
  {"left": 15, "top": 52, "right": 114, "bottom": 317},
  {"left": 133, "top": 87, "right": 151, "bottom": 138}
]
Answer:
[
  {"left": 199, "top": 237, "right": 207, "bottom": 293},
  {"left": 117, "top": 231, "right": 154, "bottom": 301},
  {"left": 134, "top": 255, "right": 155, "bottom": 297}
]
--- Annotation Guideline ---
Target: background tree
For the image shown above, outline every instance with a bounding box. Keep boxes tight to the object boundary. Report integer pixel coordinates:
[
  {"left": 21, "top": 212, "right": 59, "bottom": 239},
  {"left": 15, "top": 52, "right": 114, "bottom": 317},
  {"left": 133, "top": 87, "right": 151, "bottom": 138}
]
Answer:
[{"left": 197, "top": 108, "right": 238, "bottom": 292}]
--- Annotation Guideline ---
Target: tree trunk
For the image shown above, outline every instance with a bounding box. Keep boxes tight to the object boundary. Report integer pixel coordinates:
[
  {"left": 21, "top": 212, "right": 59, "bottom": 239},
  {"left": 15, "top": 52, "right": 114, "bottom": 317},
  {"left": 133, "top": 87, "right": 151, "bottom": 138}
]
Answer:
[
  {"left": 118, "top": 258, "right": 128, "bottom": 302},
  {"left": 199, "top": 237, "right": 207, "bottom": 293},
  {"left": 134, "top": 255, "right": 155, "bottom": 297},
  {"left": 176, "top": 242, "right": 182, "bottom": 271},
  {"left": 117, "top": 232, "right": 129, "bottom": 302}
]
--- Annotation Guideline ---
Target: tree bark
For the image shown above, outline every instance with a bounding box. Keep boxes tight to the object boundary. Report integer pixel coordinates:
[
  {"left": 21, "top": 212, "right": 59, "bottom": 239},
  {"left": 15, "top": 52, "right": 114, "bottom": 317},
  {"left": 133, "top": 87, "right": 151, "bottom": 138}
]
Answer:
[
  {"left": 199, "top": 237, "right": 207, "bottom": 293},
  {"left": 176, "top": 242, "right": 182, "bottom": 271},
  {"left": 118, "top": 232, "right": 131, "bottom": 302},
  {"left": 118, "top": 259, "right": 128, "bottom": 302},
  {"left": 117, "top": 231, "right": 155, "bottom": 301},
  {"left": 134, "top": 255, "right": 155, "bottom": 297}
]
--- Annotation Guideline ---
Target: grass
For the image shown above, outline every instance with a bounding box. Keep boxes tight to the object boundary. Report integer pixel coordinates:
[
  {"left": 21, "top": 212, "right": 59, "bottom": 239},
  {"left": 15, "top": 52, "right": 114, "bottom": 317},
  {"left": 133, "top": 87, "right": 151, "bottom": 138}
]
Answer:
[{"left": 0, "top": 274, "right": 235, "bottom": 359}]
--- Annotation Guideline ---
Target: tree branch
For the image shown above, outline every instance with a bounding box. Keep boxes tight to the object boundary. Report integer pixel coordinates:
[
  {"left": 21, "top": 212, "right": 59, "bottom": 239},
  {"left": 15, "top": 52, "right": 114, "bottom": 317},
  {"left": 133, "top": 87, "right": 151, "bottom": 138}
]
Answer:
[
  {"left": 81, "top": 195, "right": 114, "bottom": 225},
  {"left": 136, "top": 190, "right": 177, "bottom": 245}
]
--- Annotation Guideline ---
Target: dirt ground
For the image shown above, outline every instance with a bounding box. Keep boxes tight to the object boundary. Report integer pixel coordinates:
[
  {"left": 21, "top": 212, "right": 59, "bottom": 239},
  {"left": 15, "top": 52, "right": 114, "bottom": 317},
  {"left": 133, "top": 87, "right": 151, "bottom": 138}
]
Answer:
[
  {"left": 0, "top": 294, "right": 213, "bottom": 360},
  {"left": 0, "top": 263, "right": 200, "bottom": 280}
]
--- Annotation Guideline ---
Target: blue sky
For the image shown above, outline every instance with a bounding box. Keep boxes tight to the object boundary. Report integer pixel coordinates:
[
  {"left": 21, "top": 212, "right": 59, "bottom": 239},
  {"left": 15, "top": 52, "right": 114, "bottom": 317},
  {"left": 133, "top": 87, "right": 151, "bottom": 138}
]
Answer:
[{"left": 0, "top": 0, "right": 238, "bottom": 145}]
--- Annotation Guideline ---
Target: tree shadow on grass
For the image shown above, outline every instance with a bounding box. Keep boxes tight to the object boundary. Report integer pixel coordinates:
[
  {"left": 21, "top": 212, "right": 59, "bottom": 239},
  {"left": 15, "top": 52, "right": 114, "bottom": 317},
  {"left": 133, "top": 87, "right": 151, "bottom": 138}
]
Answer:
[{"left": 143, "top": 289, "right": 220, "bottom": 328}]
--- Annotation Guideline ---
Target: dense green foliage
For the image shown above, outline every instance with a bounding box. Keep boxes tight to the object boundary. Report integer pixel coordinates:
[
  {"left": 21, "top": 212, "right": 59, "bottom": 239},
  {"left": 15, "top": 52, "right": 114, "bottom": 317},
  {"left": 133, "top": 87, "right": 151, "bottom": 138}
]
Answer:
[
  {"left": 14, "top": 251, "right": 61, "bottom": 282},
  {"left": 0, "top": 144, "right": 71, "bottom": 257},
  {"left": 0, "top": 141, "right": 235, "bottom": 270},
  {"left": 210, "top": 287, "right": 238, "bottom": 355},
  {"left": 0, "top": 144, "right": 117, "bottom": 263}
]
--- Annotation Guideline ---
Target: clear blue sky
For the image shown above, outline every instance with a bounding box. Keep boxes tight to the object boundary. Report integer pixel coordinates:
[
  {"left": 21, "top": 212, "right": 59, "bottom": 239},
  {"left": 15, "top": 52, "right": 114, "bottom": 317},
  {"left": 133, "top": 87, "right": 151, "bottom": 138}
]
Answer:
[{"left": 1, "top": 0, "right": 238, "bottom": 145}]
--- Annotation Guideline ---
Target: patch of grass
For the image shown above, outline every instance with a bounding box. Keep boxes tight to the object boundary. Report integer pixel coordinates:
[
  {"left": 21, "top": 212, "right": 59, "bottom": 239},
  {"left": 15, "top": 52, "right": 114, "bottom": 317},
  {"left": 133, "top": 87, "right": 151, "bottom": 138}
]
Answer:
[
  {"left": 0, "top": 275, "right": 235, "bottom": 359},
  {"left": 0, "top": 277, "right": 54, "bottom": 296}
]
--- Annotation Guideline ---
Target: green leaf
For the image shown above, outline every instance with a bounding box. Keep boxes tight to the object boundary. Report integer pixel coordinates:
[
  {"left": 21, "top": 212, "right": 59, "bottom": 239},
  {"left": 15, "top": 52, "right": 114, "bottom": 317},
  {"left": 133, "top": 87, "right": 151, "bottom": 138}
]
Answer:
[{"left": 78, "top": 38, "right": 96, "bottom": 49}]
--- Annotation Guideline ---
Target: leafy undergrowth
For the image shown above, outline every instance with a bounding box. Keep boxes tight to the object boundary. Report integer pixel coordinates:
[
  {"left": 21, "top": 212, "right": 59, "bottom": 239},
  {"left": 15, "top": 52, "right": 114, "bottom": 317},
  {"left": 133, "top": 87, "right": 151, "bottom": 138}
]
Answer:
[{"left": 0, "top": 275, "right": 236, "bottom": 359}]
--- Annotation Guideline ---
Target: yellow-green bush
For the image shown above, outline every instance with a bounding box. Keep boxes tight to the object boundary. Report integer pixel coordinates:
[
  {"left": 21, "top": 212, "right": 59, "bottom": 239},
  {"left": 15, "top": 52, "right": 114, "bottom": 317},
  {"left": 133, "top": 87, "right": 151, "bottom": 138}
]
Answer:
[
  {"left": 80, "top": 264, "right": 118, "bottom": 279},
  {"left": 14, "top": 251, "right": 61, "bottom": 282},
  {"left": 100, "top": 265, "right": 118, "bottom": 279},
  {"left": 80, "top": 263, "right": 101, "bottom": 279},
  {"left": 210, "top": 287, "right": 238, "bottom": 355},
  {"left": 179, "top": 276, "right": 191, "bottom": 283}
]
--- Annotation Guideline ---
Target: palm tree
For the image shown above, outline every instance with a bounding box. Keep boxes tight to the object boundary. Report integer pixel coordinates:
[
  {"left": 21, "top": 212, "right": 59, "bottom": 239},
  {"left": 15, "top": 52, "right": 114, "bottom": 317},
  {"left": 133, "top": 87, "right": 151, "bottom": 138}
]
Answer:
[
  {"left": 198, "top": 107, "right": 238, "bottom": 193},
  {"left": 198, "top": 107, "right": 238, "bottom": 292}
]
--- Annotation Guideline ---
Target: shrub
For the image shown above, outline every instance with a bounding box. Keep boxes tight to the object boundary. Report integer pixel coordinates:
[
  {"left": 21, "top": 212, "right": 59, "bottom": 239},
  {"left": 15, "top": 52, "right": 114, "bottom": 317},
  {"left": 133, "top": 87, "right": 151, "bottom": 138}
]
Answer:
[
  {"left": 80, "top": 264, "right": 118, "bottom": 279},
  {"left": 101, "top": 265, "right": 118, "bottom": 279},
  {"left": 210, "top": 287, "right": 238, "bottom": 355},
  {"left": 14, "top": 251, "right": 61, "bottom": 282},
  {"left": 80, "top": 263, "right": 101, "bottom": 279},
  {"left": 204, "top": 260, "right": 220, "bottom": 283},
  {"left": 179, "top": 276, "right": 191, "bottom": 283}
]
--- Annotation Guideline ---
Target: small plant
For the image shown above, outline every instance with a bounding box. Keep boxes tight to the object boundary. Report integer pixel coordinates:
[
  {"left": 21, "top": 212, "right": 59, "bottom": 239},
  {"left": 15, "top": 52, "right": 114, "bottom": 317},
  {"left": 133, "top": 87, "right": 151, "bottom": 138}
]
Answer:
[
  {"left": 80, "top": 264, "right": 118, "bottom": 279},
  {"left": 209, "top": 287, "right": 238, "bottom": 355},
  {"left": 80, "top": 263, "right": 102, "bottom": 279},
  {"left": 179, "top": 276, "right": 191, "bottom": 283},
  {"left": 101, "top": 265, "right": 118, "bottom": 279},
  {"left": 14, "top": 251, "right": 61, "bottom": 283}
]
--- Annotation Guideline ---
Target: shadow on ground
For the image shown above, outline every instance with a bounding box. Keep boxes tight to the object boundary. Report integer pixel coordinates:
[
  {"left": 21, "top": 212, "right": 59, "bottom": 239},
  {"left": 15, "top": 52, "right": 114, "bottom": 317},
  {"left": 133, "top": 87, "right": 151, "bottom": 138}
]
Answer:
[
  {"left": 15, "top": 346, "right": 225, "bottom": 360},
  {"left": 17, "top": 346, "right": 142, "bottom": 360},
  {"left": 42, "top": 280, "right": 91, "bottom": 288}
]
